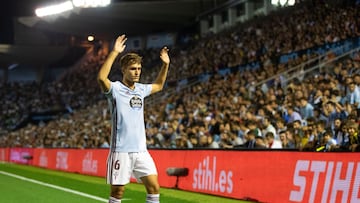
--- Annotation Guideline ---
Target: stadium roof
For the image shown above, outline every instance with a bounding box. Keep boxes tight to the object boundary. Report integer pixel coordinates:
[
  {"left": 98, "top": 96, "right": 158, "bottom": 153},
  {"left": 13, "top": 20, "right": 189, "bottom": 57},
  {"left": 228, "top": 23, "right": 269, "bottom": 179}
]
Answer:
[
  {"left": 13, "top": 0, "right": 229, "bottom": 39},
  {"left": 0, "top": 0, "right": 229, "bottom": 67}
]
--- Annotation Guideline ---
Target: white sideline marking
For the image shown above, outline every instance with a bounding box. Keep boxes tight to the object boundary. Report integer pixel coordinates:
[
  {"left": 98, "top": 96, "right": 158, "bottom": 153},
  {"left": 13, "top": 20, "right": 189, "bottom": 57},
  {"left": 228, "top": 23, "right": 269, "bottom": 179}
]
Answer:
[{"left": 0, "top": 171, "right": 130, "bottom": 202}]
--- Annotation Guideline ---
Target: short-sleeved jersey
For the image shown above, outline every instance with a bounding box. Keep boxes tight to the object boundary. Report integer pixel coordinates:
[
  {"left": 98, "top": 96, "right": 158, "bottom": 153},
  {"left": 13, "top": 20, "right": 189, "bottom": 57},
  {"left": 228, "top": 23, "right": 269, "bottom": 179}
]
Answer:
[{"left": 104, "top": 81, "right": 152, "bottom": 152}]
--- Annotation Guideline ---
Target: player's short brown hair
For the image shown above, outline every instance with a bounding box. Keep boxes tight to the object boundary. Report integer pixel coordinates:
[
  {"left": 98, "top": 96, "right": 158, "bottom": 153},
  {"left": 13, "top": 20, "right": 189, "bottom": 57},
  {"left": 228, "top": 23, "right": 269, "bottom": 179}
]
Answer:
[{"left": 120, "top": 53, "right": 142, "bottom": 71}]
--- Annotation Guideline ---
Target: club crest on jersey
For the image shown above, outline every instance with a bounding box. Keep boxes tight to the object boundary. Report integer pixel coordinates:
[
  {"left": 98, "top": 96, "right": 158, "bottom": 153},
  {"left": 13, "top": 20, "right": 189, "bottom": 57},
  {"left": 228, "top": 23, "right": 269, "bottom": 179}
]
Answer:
[{"left": 129, "top": 95, "right": 142, "bottom": 109}]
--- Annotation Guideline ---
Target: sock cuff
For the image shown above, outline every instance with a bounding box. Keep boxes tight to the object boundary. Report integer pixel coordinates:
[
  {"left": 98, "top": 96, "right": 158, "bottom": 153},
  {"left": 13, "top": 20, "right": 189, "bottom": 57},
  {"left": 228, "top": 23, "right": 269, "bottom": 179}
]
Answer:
[
  {"left": 147, "top": 194, "right": 160, "bottom": 197},
  {"left": 146, "top": 194, "right": 160, "bottom": 203},
  {"left": 109, "top": 196, "right": 121, "bottom": 203}
]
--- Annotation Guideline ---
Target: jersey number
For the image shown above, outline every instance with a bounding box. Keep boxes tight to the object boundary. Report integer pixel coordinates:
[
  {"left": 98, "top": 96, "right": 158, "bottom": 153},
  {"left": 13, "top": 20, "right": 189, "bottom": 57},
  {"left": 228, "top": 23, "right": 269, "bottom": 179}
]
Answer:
[{"left": 114, "top": 160, "right": 120, "bottom": 170}]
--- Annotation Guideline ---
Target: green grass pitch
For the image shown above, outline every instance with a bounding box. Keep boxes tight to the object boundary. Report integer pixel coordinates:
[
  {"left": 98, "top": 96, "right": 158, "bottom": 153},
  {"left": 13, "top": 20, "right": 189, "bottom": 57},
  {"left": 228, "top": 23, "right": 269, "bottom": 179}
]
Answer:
[{"left": 0, "top": 162, "right": 249, "bottom": 203}]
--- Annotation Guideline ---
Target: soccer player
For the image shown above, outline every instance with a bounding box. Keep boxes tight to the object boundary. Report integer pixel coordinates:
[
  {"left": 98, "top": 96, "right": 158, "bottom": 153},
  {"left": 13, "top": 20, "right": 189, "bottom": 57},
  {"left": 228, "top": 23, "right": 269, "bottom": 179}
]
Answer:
[{"left": 97, "top": 34, "right": 170, "bottom": 203}]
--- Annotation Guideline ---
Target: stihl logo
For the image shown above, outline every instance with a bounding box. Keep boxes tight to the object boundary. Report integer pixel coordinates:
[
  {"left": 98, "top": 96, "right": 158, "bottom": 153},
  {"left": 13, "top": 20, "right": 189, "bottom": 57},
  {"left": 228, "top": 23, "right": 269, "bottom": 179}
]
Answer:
[
  {"left": 82, "top": 152, "right": 98, "bottom": 174},
  {"left": 56, "top": 151, "right": 68, "bottom": 170},
  {"left": 290, "top": 160, "right": 360, "bottom": 202},
  {"left": 192, "top": 156, "right": 233, "bottom": 194},
  {"left": 39, "top": 151, "right": 48, "bottom": 167}
]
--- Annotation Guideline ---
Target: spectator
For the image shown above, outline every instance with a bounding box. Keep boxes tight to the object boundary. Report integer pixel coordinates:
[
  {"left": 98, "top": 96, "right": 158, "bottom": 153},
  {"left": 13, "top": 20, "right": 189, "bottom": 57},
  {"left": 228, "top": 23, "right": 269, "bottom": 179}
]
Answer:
[
  {"left": 279, "top": 130, "right": 292, "bottom": 149},
  {"left": 346, "top": 120, "right": 360, "bottom": 152},
  {"left": 265, "top": 132, "right": 282, "bottom": 149},
  {"left": 322, "top": 99, "right": 347, "bottom": 129},
  {"left": 246, "top": 120, "right": 262, "bottom": 137},
  {"left": 261, "top": 116, "right": 278, "bottom": 140},
  {"left": 292, "top": 120, "right": 304, "bottom": 138},
  {"left": 285, "top": 129, "right": 297, "bottom": 149},
  {"left": 299, "top": 96, "right": 314, "bottom": 120},
  {"left": 346, "top": 81, "right": 360, "bottom": 115},
  {"left": 255, "top": 136, "right": 267, "bottom": 149},
  {"left": 323, "top": 130, "right": 337, "bottom": 152},
  {"left": 285, "top": 105, "right": 303, "bottom": 124},
  {"left": 275, "top": 118, "right": 287, "bottom": 139},
  {"left": 314, "top": 120, "right": 327, "bottom": 149},
  {"left": 332, "top": 118, "right": 347, "bottom": 146},
  {"left": 241, "top": 130, "right": 257, "bottom": 149}
]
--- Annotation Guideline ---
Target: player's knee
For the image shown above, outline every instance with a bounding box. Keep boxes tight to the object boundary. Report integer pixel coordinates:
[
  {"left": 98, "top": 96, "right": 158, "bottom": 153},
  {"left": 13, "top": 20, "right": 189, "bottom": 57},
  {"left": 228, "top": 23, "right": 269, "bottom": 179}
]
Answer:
[{"left": 111, "top": 186, "right": 125, "bottom": 199}]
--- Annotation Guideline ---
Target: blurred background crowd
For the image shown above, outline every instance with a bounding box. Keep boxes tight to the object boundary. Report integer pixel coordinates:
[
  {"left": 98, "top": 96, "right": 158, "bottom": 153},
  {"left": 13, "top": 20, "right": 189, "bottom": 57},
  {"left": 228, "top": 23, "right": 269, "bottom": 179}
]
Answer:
[{"left": 1, "top": 0, "right": 360, "bottom": 152}]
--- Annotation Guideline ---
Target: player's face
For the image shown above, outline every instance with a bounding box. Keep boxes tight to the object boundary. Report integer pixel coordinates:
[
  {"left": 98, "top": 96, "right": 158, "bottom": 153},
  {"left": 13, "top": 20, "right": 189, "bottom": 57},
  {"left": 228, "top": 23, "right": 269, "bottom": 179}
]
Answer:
[{"left": 124, "top": 63, "right": 141, "bottom": 83}]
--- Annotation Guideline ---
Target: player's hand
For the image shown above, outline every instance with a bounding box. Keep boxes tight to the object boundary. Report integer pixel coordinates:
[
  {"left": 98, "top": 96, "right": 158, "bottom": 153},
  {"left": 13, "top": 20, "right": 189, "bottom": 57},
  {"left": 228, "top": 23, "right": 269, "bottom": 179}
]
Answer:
[
  {"left": 160, "top": 46, "right": 170, "bottom": 65},
  {"left": 113, "top": 34, "right": 127, "bottom": 53}
]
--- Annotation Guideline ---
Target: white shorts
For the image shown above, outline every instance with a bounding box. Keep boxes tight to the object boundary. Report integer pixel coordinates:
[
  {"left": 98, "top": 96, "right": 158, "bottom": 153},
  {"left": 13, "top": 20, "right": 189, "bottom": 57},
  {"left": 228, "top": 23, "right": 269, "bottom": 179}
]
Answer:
[{"left": 106, "top": 151, "right": 158, "bottom": 185}]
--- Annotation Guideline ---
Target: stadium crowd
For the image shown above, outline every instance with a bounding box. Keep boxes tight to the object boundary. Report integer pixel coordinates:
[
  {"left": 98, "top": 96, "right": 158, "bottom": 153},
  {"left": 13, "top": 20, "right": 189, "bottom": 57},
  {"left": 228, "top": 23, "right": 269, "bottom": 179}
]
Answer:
[{"left": 1, "top": 1, "right": 360, "bottom": 152}]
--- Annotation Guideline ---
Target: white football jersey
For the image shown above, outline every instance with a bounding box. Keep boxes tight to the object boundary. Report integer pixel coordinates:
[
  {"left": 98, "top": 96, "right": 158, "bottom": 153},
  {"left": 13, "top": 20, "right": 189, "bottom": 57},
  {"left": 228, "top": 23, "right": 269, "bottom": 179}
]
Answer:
[{"left": 105, "top": 81, "right": 152, "bottom": 152}]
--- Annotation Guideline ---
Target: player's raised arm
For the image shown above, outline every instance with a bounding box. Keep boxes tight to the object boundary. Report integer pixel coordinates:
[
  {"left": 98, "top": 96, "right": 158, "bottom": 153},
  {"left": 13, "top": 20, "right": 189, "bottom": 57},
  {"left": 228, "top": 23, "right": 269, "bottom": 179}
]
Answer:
[
  {"left": 151, "top": 47, "right": 170, "bottom": 94},
  {"left": 97, "top": 34, "right": 127, "bottom": 92}
]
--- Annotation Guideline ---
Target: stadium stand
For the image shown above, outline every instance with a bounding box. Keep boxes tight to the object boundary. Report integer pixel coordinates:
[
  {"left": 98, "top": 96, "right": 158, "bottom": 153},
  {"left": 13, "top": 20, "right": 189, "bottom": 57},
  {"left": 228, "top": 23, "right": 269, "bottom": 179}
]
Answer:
[{"left": 1, "top": 0, "right": 360, "bottom": 152}]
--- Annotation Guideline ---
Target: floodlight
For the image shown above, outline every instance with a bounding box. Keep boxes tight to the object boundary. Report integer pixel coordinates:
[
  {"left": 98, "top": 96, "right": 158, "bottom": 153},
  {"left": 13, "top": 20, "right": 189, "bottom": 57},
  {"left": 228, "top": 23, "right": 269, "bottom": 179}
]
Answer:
[
  {"left": 279, "top": 0, "right": 287, "bottom": 6},
  {"left": 271, "top": 0, "right": 296, "bottom": 6},
  {"left": 288, "top": 0, "right": 295, "bottom": 6},
  {"left": 72, "top": 0, "right": 110, "bottom": 8},
  {"left": 271, "top": 0, "right": 278, "bottom": 5},
  {"left": 88, "top": 35, "right": 95, "bottom": 42},
  {"left": 35, "top": 1, "right": 74, "bottom": 17}
]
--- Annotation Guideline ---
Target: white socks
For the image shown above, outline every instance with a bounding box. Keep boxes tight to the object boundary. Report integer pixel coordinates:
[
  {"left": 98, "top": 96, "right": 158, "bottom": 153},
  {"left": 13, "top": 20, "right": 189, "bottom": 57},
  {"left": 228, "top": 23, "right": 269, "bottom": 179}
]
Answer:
[
  {"left": 109, "top": 193, "right": 159, "bottom": 203},
  {"left": 109, "top": 196, "right": 121, "bottom": 203},
  {"left": 146, "top": 194, "right": 160, "bottom": 203}
]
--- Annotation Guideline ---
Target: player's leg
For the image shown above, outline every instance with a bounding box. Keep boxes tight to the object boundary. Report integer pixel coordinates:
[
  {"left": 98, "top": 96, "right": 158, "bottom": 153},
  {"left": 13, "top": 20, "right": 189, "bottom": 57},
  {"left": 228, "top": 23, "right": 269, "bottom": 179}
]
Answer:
[
  {"left": 141, "top": 174, "right": 160, "bottom": 194},
  {"left": 141, "top": 175, "right": 160, "bottom": 203},
  {"left": 109, "top": 185, "right": 125, "bottom": 203},
  {"left": 133, "top": 151, "right": 160, "bottom": 203},
  {"left": 107, "top": 152, "right": 132, "bottom": 203}
]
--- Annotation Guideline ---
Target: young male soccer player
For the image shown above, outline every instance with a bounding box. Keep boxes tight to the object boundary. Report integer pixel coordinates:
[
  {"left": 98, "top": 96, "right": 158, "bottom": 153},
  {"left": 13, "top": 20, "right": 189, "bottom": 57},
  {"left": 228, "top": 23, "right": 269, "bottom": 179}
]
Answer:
[{"left": 97, "top": 34, "right": 170, "bottom": 203}]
